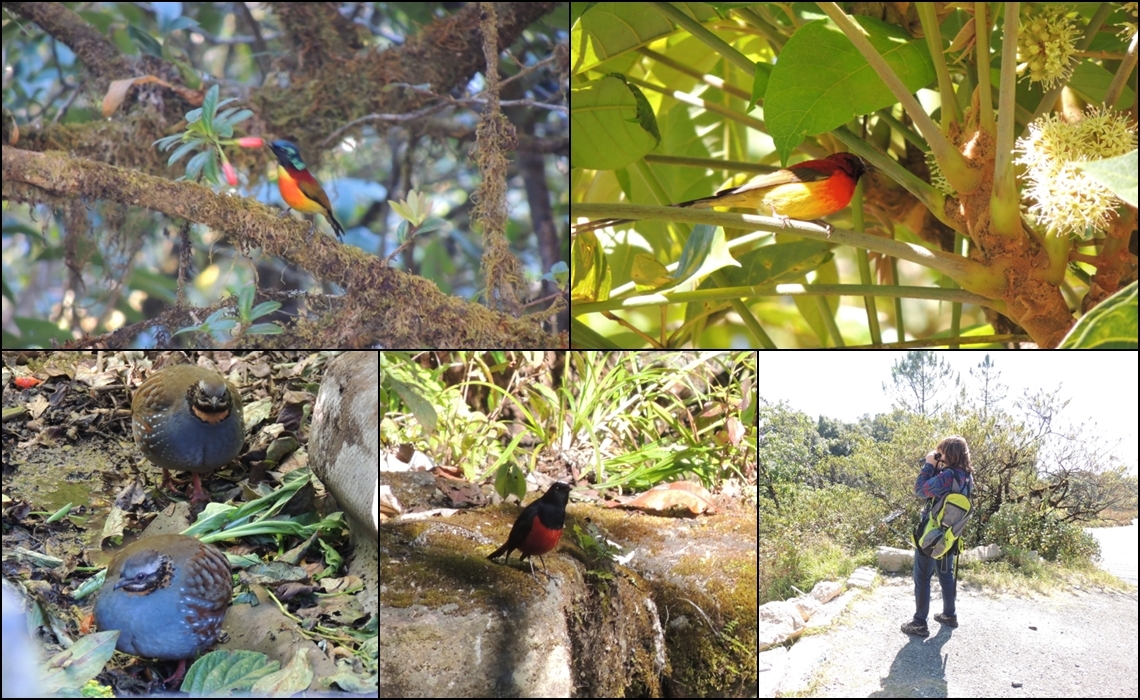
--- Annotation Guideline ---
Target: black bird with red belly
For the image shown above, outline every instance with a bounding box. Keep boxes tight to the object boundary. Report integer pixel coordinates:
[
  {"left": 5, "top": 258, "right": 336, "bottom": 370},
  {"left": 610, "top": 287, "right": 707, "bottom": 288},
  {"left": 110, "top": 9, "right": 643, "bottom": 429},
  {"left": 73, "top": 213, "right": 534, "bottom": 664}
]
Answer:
[{"left": 488, "top": 482, "right": 571, "bottom": 580}]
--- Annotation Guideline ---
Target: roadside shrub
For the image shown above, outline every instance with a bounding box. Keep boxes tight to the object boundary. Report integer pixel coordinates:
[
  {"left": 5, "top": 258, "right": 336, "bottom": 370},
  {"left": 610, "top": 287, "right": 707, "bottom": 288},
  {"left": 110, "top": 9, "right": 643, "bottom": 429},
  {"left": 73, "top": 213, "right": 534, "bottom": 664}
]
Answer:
[
  {"left": 1000, "top": 544, "right": 1048, "bottom": 575},
  {"left": 759, "top": 531, "right": 808, "bottom": 604},
  {"left": 760, "top": 528, "right": 849, "bottom": 603},
  {"left": 983, "top": 500, "right": 1101, "bottom": 564},
  {"left": 783, "top": 484, "right": 883, "bottom": 551}
]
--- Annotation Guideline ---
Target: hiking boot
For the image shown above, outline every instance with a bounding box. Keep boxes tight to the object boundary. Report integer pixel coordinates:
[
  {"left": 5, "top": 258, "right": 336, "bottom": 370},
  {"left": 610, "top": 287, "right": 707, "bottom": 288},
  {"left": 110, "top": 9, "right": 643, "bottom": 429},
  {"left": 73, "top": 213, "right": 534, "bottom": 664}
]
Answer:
[
  {"left": 934, "top": 613, "right": 958, "bottom": 628},
  {"left": 900, "top": 620, "right": 929, "bottom": 637}
]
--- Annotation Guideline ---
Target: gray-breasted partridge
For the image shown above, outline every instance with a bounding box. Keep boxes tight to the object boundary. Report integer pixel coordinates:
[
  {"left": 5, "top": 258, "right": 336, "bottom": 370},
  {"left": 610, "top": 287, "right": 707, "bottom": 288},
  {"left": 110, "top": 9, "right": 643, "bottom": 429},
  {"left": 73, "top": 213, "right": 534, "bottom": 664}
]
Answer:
[
  {"left": 131, "top": 365, "right": 243, "bottom": 503},
  {"left": 93, "top": 535, "right": 232, "bottom": 682}
]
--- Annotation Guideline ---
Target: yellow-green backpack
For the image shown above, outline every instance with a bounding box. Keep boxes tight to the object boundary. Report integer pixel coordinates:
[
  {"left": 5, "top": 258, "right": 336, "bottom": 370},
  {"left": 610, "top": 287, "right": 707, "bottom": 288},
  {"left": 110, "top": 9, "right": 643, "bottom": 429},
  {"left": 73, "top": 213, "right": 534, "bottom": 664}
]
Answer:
[{"left": 912, "top": 476, "right": 973, "bottom": 560}]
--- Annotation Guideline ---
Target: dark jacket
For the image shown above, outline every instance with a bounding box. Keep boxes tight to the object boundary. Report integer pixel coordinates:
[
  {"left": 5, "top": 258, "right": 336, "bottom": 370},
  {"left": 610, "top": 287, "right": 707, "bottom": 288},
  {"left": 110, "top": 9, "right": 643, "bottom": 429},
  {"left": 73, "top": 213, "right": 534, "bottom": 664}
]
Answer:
[{"left": 914, "top": 459, "right": 973, "bottom": 505}]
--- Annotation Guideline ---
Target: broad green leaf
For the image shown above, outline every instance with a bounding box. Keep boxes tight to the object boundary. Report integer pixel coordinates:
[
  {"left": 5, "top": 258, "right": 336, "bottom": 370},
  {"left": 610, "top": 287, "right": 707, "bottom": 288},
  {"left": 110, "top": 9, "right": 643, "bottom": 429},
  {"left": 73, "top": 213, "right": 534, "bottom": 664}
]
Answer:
[{"left": 766, "top": 16, "right": 934, "bottom": 161}]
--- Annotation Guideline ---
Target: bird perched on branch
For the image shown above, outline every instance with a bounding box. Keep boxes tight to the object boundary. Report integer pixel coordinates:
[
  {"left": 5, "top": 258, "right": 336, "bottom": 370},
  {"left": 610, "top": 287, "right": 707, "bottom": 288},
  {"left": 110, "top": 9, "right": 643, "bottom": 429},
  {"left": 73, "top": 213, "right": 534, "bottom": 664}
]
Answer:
[
  {"left": 572, "top": 152, "right": 868, "bottom": 237},
  {"left": 268, "top": 140, "right": 345, "bottom": 241}
]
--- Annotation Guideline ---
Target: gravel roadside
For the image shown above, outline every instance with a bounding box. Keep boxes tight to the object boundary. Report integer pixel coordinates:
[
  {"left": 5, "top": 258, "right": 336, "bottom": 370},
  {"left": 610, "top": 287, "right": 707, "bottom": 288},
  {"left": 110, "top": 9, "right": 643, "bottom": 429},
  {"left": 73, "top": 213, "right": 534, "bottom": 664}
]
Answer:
[{"left": 805, "top": 574, "right": 1136, "bottom": 697}]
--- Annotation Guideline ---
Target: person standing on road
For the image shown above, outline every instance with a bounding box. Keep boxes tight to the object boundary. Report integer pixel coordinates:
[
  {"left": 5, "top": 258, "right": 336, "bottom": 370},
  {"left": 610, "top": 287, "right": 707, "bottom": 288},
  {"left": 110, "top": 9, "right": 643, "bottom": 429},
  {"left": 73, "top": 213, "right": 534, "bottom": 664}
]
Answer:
[{"left": 901, "top": 436, "right": 974, "bottom": 637}]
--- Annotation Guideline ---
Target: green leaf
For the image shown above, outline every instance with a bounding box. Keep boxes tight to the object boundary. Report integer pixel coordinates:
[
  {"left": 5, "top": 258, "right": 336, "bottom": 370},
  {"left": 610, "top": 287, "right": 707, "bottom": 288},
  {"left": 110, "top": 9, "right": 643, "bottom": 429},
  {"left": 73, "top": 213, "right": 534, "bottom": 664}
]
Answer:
[
  {"left": 220, "top": 109, "right": 254, "bottom": 129},
  {"left": 202, "top": 149, "right": 220, "bottom": 183},
  {"left": 247, "top": 323, "right": 283, "bottom": 335},
  {"left": 1076, "top": 151, "right": 1138, "bottom": 208},
  {"left": 200, "top": 84, "right": 219, "bottom": 136},
  {"left": 249, "top": 302, "right": 281, "bottom": 319},
  {"left": 127, "top": 25, "right": 163, "bottom": 58},
  {"left": 202, "top": 307, "right": 232, "bottom": 326},
  {"left": 569, "top": 318, "right": 618, "bottom": 348},
  {"left": 1058, "top": 281, "right": 1137, "bottom": 348},
  {"left": 570, "top": 2, "right": 711, "bottom": 74},
  {"left": 185, "top": 150, "right": 211, "bottom": 180},
  {"left": 167, "top": 141, "right": 200, "bottom": 166},
  {"left": 12, "top": 317, "right": 72, "bottom": 347},
  {"left": 416, "top": 217, "right": 446, "bottom": 235},
  {"left": 492, "top": 461, "right": 527, "bottom": 502},
  {"left": 571, "top": 230, "right": 612, "bottom": 302},
  {"left": 236, "top": 284, "right": 255, "bottom": 315},
  {"left": 152, "top": 134, "right": 183, "bottom": 150},
  {"left": 571, "top": 75, "right": 660, "bottom": 170},
  {"left": 670, "top": 224, "right": 740, "bottom": 287},
  {"left": 766, "top": 16, "right": 934, "bottom": 161}
]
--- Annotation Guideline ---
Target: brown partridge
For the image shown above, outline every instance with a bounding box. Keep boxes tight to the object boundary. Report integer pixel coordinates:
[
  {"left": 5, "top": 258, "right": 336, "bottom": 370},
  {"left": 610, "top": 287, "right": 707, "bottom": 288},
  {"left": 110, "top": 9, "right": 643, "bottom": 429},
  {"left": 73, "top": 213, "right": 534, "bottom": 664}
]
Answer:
[
  {"left": 93, "top": 535, "right": 232, "bottom": 664},
  {"left": 131, "top": 365, "right": 243, "bottom": 503}
]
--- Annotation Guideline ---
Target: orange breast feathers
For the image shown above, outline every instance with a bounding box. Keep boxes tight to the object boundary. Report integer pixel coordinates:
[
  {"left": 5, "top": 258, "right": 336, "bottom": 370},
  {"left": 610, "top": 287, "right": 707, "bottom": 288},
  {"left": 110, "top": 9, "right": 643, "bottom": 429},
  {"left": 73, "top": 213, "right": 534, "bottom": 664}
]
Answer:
[
  {"left": 676, "top": 152, "right": 867, "bottom": 221},
  {"left": 276, "top": 165, "right": 333, "bottom": 215}
]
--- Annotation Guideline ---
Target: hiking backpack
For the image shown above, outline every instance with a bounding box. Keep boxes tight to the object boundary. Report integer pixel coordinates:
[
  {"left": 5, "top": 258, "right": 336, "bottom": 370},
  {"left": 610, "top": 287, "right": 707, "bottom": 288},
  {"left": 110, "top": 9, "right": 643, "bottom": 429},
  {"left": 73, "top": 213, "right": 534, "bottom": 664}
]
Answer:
[{"left": 911, "top": 470, "right": 973, "bottom": 561}]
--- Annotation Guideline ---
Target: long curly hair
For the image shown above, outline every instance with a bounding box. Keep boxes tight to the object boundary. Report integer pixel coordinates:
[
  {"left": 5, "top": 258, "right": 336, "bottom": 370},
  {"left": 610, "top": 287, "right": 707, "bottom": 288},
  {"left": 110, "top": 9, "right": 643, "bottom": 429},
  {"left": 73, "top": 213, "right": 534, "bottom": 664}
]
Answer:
[{"left": 937, "top": 435, "right": 972, "bottom": 474}]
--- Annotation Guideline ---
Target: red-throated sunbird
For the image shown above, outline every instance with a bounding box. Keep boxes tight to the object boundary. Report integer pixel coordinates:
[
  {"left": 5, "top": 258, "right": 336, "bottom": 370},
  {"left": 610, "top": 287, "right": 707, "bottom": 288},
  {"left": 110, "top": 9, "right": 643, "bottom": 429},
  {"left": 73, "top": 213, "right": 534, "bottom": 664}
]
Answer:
[
  {"left": 267, "top": 140, "right": 345, "bottom": 241},
  {"left": 572, "top": 153, "right": 868, "bottom": 237}
]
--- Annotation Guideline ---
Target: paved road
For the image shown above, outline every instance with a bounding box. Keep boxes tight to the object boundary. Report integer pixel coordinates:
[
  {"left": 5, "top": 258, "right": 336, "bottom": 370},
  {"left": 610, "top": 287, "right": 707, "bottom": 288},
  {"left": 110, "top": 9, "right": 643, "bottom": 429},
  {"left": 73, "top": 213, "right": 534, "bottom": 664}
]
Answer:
[
  {"left": 794, "top": 519, "right": 1138, "bottom": 697},
  {"left": 1084, "top": 519, "right": 1138, "bottom": 586},
  {"left": 802, "top": 575, "right": 1137, "bottom": 697}
]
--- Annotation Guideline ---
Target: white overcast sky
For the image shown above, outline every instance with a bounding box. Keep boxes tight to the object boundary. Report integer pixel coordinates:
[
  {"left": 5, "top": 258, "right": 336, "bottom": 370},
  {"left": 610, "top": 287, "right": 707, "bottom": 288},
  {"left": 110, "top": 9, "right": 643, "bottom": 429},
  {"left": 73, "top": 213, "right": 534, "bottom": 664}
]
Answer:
[{"left": 760, "top": 352, "right": 1137, "bottom": 476}]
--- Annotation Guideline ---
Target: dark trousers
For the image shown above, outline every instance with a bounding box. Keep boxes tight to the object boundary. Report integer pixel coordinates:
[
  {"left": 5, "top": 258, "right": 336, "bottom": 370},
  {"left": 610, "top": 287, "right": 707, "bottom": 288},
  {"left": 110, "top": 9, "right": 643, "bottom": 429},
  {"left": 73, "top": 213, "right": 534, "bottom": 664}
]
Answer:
[{"left": 912, "top": 547, "right": 956, "bottom": 623}]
